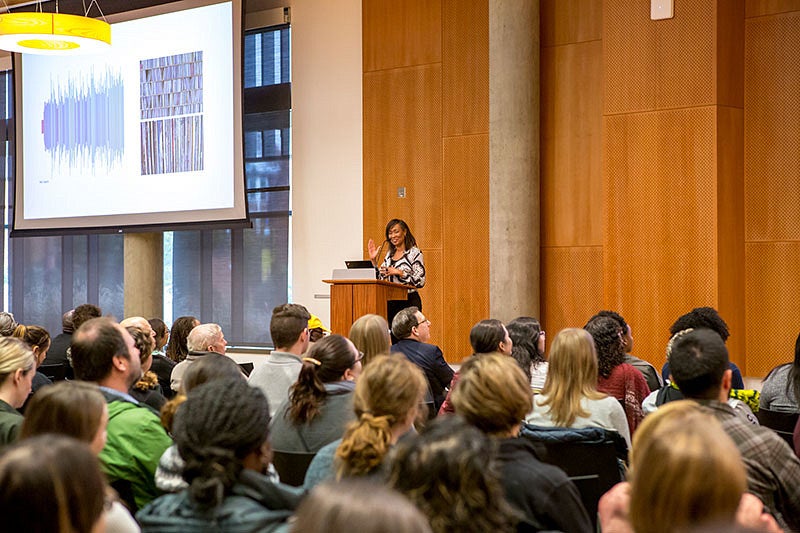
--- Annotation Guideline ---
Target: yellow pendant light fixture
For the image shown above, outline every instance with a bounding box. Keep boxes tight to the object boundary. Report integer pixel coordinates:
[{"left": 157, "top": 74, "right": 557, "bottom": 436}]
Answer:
[{"left": 0, "top": 0, "right": 110, "bottom": 54}]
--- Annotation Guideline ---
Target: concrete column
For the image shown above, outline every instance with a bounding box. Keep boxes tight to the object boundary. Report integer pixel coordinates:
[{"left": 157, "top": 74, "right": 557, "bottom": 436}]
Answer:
[
  {"left": 489, "top": 0, "right": 540, "bottom": 321},
  {"left": 123, "top": 233, "right": 163, "bottom": 319}
]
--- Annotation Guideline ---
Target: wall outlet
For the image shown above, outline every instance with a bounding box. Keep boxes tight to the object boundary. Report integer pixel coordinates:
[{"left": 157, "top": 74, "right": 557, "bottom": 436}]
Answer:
[
  {"left": 651, "top": 0, "right": 673, "bottom": 20},
  {"left": 398, "top": 187, "right": 406, "bottom": 198}
]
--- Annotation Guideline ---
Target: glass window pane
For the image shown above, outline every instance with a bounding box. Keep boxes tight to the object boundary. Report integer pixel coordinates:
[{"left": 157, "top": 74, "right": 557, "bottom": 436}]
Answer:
[
  {"left": 70, "top": 236, "right": 88, "bottom": 305},
  {"left": 211, "top": 229, "right": 232, "bottom": 333},
  {"left": 242, "top": 216, "right": 289, "bottom": 344},
  {"left": 245, "top": 159, "right": 290, "bottom": 190},
  {"left": 20, "top": 236, "right": 62, "bottom": 332},
  {"left": 98, "top": 235, "right": 124, "bottom": 320},
  {"left": 247, "top": 190, "right": 289, "bottom": 214},
  {"left": 171, "top": 231, "right": 202, "bottom": 318}
]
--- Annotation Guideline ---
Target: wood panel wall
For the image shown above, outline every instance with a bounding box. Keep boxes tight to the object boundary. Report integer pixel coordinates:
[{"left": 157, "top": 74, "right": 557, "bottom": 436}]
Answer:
[
  {"left": 744, "top": 5, "right": 800, "bottom": 375},
  {"left": 363, "top": 0, "right": 489, "bottom": 362}
]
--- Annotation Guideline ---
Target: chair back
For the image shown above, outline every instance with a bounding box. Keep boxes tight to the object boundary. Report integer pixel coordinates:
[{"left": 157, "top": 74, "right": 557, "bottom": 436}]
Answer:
[
  {"left": 521, "top": 425, "right": 627, "bottom": 528},
  {"left": 38, "top": 363, "right": 67, "bottom": 381},
  {"left": 271, "top": 450, "right": 317, "bottom": 487},
  {"left": 756, "top": 408, "right": 799, "bottom": 447},
  {"left": 109, "top": 478, "right": 138, "bottom": 514}
]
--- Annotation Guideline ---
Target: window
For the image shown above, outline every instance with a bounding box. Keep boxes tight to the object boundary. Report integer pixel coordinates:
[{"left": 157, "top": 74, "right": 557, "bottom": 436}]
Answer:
[{"left": 166, "top": 24, "right": 290, "bottom": 345}]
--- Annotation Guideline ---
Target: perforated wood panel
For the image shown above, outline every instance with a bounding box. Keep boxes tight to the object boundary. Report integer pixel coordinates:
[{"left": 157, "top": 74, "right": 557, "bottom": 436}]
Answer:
[
  {"left": 363, "top": 0, "right": 442, "bottom": 72},
  {"left": 603, "top": 0, "right": 716, "bottom": 114},
  {"left": 541, "top": 246, "right": 604, "bottom": 335},
  {"left": 443, "top": 135, "right": 489, "bottom": 362},
  {"left": 604, "top": 107, "right": 719, "bottom": 367},
  {"left": 541, "top": 0, "right": 602, "bottom": 46},
  {"left": 746, "top": 0, "right": 800, "bottom": 18},
  {"left": 443, "top": 0, "right": 489, "bottom": 136},
  {"left": 541, "top": 39, "right": 603, "bottom": 247},
  {"left": 745, "top": 243, "right": 800, "bottom": 376},
  {"left": 422, "top": 249, "right": 445, "bottom": 352},
  {"left": 744, "top": 13, "right": 800, "bottom": 241},
  {"left": 363, "top": 65, "right": 443, "bottom": 251}
]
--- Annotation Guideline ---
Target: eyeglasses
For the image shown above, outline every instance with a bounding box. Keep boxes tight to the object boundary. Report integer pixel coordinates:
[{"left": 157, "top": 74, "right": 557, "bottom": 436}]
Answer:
[
  {"left": 354, "top": 351, "right": 364, "bottom": 364},
  {"left": 538, "top": 330, "right": 545, "bottom": 337},
  {"left": 414, "top": 317, "right": 431, "bottom": 327}
]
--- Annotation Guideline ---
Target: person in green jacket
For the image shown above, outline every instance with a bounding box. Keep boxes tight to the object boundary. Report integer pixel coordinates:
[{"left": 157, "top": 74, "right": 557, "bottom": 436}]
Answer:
[{"left": 71, "top": 316, "right": 173, "bottom": 511}]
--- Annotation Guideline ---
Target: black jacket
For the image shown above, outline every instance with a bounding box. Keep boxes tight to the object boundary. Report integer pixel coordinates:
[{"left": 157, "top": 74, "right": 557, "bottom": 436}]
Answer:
[{"left": 391, "top": 339, "right": 454, "bottom": 411}]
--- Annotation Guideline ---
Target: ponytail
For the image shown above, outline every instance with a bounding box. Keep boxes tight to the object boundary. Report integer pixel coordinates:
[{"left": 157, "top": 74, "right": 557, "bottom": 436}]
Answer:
[{"left": 336, "top": 412, "right": 393, "bottom": 478}]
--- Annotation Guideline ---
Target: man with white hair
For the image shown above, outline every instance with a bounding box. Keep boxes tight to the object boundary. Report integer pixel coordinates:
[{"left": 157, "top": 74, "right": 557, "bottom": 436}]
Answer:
[{"left": 169, "top": 323, "right": 227, "bottom": 392}]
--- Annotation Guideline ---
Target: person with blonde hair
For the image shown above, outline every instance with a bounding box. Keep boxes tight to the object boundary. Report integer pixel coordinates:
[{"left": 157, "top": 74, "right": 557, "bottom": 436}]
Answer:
[
  {"left": 451, "top": 353, "right": 591, "bottom": 532},
  {"left": 525, "top": 328, "right": 631, "bottom": 447},
  {"left": 599, "top": 400, "right": 781, "bottom": 533},
  {"left": 0, "top": 336, "right": 36, "bottom": 445},
  {"left": 303, "top": 355, "right": 427, "bottom": 488},
  {"left": 12, "top": 324, "right": 53, "bottom": 405},
  {"left": 348, "top": 314, "right": 391, "bottom": 367}
]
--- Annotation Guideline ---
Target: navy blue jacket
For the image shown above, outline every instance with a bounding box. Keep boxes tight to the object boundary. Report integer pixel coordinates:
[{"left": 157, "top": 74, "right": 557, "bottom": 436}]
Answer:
[{"left": 391, "top": 339, "right": 454, "bottom": 411}]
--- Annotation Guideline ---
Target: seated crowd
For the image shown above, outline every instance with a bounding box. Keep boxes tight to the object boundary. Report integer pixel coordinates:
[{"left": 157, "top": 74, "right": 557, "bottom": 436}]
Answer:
[{"left": 0, "top": 303, "right": 798, "bottom": 532}]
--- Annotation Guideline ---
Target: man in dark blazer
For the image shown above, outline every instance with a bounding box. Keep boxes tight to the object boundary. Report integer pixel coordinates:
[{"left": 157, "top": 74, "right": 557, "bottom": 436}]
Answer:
[{"left": 390, "top": 307, "right": 454, "bottom": 416}]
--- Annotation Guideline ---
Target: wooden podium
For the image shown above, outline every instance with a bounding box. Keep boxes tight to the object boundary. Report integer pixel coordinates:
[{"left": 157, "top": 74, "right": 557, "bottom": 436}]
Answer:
[{"left": 323, "top": 279, "right": 409, "bottom": 335}]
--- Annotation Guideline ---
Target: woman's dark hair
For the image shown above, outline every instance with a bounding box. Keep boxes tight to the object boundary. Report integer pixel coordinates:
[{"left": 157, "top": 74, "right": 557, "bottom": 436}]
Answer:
[
  {"left": 160, "top": 353, "right": 245, "bottom": 433},
  {"left": 174, "top": 378, "right": 270, "bottom": 509},
  {"left": 387, "top": 416, "right": 517, "bottom": 533},
  {"left": 385, "top": 219, "right": 417, "bottom": 255},
  {"left": 507, "top": 317, "right": 543, "bottom": 381},
  {"left": 669, "top": 307, "right": 729, "bottom": 341},
  {"left": 292, "top": 480, "right": 433, "bottom": 533},
  {"left": 469, "top": 319, "right": 506, "bottom": 355},
  {"left": 0, "top": 435, "right": 106, "bottom": 533},
  {"left": 584, "top": 315, "right": 625, "bottom": 378},
  {"left": 288, "top": 334, "right": 357, "bottom": 425},
  {"left": 165, "top": 316, "right": 199, "bottom": 363},
  {"left": 149, "top": 318, "right": 168, "bottom": 342}
]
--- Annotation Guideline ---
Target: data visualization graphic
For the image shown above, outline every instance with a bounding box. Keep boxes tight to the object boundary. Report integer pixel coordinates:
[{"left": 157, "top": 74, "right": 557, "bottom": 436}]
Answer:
[
  {"left": 42, "top": 70, "right": 125, "bottom": 173},
  {"left": 140, "top": 51, "right": 204, "bottom": 175}
]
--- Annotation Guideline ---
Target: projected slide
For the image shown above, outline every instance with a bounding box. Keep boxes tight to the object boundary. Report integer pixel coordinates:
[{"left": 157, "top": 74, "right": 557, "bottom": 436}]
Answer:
[
  {"left": 42, "top": 69, "right": 125, "bottom": 173},
  {"left": 140, "top": 52, "right": 204, "bottom": 175},
  {"left": 16, "top": 0, "right": 241, "bottom": 228}
]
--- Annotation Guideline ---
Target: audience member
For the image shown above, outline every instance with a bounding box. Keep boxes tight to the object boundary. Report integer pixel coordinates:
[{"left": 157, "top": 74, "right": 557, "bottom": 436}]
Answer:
[
  {"left": 598, "top": 401, "right": 780, "bottom": 533},
  {"left": 127, "top": 326, "right": 166, "bottom": 412},
  {"left": 137, "top": 378, "right": 303, "bottom": 530},
  {"left": 0, "top": 435, "right": 107, "bottom": 533},
  {"left": 164, "top": 315, "right": 199, "bottom": 363},
  {"left": 120, "top": 316, "right": 157, "bottom": 343},
  {"left": 391, "top": 307, "right": 453, "bottom": 416},
  {"left": 526, "top": 328, "right": 631, "bottom": 447},
  {"left": 71, "top": 317, "right": 173, "bottom": 511},
  {"left": 662, "top": 307, "right": 745, "bottom": 389},
  {"left": 438, "top": 318, "right": 512, "bottom": 415},
  {"left": 12, "top": 324, "right": 53, "bottom": 402},
  {"left": 304, "top": 354, "right": 427, "bottom": 489},
  {"left": 45, "top": 309, "right": 74, "bottom": 369},
  {"left": 388, "top": 415, "right": 517, "bottom": 533},
  {"left": 760, "top": 330, "right": 800, "bottom": 413},
  {"left": 584, "top": 315, "right": 650, "bottom": 434},
  {"left": 270, "top": 334, "right": 361, "bottom": 454},
  {"left": 0, "top": 311, "right": 17, "bottom": 336},
  {"left": 156, "top": 354, "right": 246, "bottom": 493},
  {"left": 148, "top": 317, "right": 176, "bottom": 399},
  {"left": 0, "top": 337, "right": 35, "bottom": 446},
  {"left": 593, "top": 310, "right": 662, "bottom": 391},
  {"left": 170, "top": 323, "right": 227, "bottom": 392},
  {"left": 308, "top": 314, "right": 330, "bottom": 344},
  {"left": 292, "top": 479, "right": 433, "bottom": 533},
  {"left": 18, "top": 380, "right": 139, "bottom": 532},
  {"left": 349, "top": 313, "right": 391, "bottom": 367},
  {"left": 507, "top": 316, "right": 546, "bottom": 390},
  {"left": 669, "top": 328, "right": 800, "bottom": 530},
  {"left": 249, "top": 303, "right": 311, "bottom": 417},
  {"left": 72, "top": 303, "right": 102, "bottom": 330},
  {"left": 451, "top": 353, "right": 591, "bottom": 532}
]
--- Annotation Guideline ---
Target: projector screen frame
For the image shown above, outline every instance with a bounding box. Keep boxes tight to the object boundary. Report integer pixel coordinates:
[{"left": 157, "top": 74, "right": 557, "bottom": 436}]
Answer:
[{"left": 10, "top": 0, "right": 250, "bottom": 237}]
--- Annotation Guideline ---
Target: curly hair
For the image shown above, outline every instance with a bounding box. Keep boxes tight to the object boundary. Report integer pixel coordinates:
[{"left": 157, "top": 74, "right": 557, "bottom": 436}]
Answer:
[
  {"left": 507, "top": 317, "right": 544, "bottom": 381},
  {"left": 173, "top": 378, "right": 270, "bottom": 509},
  {"left": 335, "top": 355, "right": 426, "bottom": 478},
  {"left": 387, "top": 416, "right": 517, "bottom": 533},
  {"left": 287, "top": 334, "right": 357, "bottom": 425},
  {"left": 669, "top": 307, "right": 729, "bottom": 341},
  {"left": 584, "top": 316, "right": 625, "bottom": 379}
]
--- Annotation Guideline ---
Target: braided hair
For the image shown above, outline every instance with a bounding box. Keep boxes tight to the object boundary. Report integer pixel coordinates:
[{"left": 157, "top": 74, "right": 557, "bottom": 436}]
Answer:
[
  {"left": 173, "top": 378, "right": 270, "bottom": 508},
  {"left": 287, "top": 334, "right": 358, "bottom": 425},
  {"left": 335, "top": 355, "right": 426, "bottom": 478}
]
